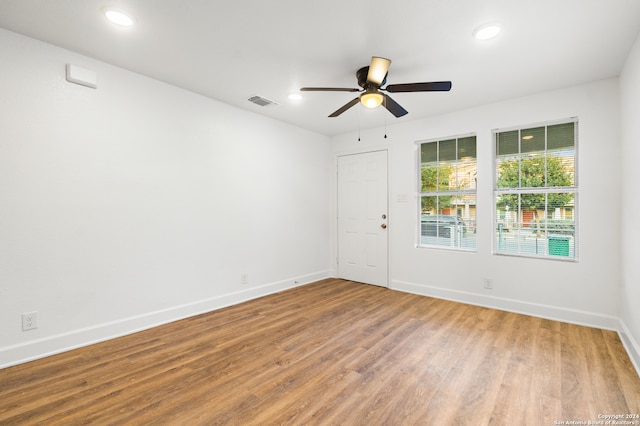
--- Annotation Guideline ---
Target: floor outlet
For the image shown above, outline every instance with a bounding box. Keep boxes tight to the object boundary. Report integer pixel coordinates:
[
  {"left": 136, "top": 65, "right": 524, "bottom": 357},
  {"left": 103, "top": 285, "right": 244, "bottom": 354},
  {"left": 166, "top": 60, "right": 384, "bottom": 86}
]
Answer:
[{"left": 22, "top": 311, "right": 38, "bottom": 331}]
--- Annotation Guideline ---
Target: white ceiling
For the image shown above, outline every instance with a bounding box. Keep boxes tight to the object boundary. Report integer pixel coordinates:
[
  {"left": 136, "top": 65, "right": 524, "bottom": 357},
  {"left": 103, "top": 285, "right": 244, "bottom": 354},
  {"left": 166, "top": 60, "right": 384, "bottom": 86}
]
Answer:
[{"left": 1, "top": 0, "right": 639, "bottom": 136}]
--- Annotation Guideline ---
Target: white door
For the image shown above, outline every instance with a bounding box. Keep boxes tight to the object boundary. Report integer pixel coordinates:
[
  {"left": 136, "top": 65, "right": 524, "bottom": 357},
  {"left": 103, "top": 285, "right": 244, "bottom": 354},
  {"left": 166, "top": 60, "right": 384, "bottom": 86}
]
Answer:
[{"left": 337, "top": 150, "right": 388, "bottom": 287}]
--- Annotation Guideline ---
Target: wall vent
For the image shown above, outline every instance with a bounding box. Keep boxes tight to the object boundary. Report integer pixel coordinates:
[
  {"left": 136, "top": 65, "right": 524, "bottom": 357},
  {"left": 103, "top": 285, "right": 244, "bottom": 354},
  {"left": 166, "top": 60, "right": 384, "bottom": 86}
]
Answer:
[{"left": 247, "top": 95, "right": 278, "bottom": 107}]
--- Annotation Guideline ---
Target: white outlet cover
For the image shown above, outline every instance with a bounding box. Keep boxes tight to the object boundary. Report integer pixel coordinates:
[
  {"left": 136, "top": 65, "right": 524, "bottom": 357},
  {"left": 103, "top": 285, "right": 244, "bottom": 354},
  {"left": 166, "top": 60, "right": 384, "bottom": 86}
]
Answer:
[{"left": 22, "top": 311, "right": 38, "bottom": 331}]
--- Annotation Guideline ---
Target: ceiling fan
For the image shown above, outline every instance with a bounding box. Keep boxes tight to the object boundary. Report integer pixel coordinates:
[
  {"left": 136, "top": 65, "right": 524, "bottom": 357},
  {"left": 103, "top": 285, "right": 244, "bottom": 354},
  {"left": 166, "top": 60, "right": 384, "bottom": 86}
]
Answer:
[{"left": 300, "top": 56, "right": 452, "bottom": 118}]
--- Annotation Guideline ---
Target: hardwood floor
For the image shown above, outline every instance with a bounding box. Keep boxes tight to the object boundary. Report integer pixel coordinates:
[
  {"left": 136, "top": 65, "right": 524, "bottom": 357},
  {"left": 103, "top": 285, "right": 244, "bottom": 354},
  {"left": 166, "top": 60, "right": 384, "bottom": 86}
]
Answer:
[{"left": 1, "top": 279, "right": 639, "bottom": 425}]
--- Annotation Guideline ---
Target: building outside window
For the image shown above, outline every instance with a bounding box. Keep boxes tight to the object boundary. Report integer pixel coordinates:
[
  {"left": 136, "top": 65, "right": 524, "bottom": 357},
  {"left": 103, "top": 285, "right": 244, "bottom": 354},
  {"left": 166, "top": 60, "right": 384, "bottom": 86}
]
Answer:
[
  {"left": 418, "top": 135, "right": 477, "bottom": 250},
  {"left": 494, "top": 119, "right": 577, "bottom": 259}
]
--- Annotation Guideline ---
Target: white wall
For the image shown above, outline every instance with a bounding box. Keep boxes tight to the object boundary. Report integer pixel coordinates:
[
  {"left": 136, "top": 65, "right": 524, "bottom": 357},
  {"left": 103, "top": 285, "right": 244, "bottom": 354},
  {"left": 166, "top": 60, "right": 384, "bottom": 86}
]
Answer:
[
  {"left": 2, "top": 25, "right": 637, "bottom": 374},
  {"left": 0, "top": 29, "right": 333, "bottom": 368},
  {"left": 332, "top": 78, "right": 622, "bottom": 331},
  {"left": 620, "top": 31, "right": 640, "bottom": 373}
]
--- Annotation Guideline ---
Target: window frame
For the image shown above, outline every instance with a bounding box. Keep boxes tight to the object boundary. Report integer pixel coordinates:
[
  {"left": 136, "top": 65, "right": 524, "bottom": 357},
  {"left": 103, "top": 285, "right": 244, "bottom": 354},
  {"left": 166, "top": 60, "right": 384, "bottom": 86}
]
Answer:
[
  {"left": 416, "top": 133, "right": 478, "bottom": 252},
  {"left": 492, "top": 117, "right": 579, "bottom": 261}
]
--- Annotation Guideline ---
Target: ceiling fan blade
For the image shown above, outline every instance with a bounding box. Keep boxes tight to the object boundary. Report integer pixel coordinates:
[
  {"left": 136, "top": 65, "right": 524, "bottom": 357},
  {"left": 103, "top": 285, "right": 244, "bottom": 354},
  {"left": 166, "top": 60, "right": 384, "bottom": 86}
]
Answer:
[
  {"left": 367, "top": 57, "right": 391, "bottom": 86},
  {"left": 300, "top": 87, "right": 361, "bottom": 92},
  {"left": 383, "top": 94, "right": 408, "bottom": 117},
  {"left": 385, "top": 81, "right": 452, "bottom": 93},
  {"left": 329, "top": 97, "right": 360, "bottom": 117}
]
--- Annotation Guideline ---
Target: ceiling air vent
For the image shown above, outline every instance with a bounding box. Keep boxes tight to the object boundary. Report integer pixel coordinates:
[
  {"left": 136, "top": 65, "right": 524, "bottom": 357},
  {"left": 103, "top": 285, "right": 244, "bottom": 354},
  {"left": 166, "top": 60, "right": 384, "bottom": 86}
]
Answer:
[{"left": 247, "top": 95, "right": 278, "bottom": 107}]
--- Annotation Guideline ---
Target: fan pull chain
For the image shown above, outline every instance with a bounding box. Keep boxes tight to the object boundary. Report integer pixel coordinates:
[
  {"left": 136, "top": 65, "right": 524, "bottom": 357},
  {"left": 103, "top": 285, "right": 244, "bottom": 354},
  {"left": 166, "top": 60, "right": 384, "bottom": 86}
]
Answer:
[
  {"left": 358, "top": 105, "right": 361, "bottom": 141},
  {"left": 384, "top": 97, "right": 388, "bottom": 139},
  {"left": 384, "top": 114, "right": 387, "bottom": 139}
]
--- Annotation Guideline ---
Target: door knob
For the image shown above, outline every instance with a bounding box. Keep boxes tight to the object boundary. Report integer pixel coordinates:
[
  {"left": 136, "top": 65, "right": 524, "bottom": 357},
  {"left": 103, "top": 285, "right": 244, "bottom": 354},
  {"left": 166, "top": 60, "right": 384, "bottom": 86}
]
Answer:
[{"left": 381, "top": 223, "right": 387, "bottom": 229}]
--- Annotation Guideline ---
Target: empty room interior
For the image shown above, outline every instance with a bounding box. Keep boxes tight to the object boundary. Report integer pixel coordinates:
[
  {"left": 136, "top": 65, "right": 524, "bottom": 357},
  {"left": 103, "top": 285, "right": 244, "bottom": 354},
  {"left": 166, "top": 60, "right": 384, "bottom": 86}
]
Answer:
[{"left": 1, "top": 0, "right": 640, "bottom": 424}]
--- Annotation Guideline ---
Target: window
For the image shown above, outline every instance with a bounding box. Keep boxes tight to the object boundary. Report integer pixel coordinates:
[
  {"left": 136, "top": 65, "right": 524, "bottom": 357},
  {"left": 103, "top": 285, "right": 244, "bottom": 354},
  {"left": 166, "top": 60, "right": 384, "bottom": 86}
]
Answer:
[
  {"left": 494, "top": 119, "right": 577, "bottom": 259},
  {"left": 418, "top": 135, "right": 477, "bottom": 250}
]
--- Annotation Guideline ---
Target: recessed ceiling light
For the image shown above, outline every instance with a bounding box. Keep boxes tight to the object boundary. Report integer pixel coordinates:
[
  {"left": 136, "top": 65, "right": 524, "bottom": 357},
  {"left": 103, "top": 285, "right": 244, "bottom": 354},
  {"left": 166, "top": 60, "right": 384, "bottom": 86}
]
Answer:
[
  {"left": 103, "top": 8, "right": 134, "bottom": 27},
  {"left": 473, "top": 23, "right": 501, "bottom": 40},
  {"left": 288, "top": 93, "right": 302, "bottom": 101}
]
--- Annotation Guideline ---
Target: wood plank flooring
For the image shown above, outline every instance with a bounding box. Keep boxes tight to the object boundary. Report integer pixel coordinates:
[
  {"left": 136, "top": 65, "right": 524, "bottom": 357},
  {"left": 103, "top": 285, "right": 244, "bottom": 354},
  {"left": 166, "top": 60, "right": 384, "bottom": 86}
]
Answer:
[{"left": 1, "top": 278, "right": 639, "bottom": 425}]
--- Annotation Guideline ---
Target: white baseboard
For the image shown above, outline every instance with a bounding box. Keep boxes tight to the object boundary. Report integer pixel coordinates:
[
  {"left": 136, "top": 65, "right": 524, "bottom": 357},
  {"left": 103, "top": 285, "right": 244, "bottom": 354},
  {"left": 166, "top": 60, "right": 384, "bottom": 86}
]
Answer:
[
  {"left": 6, "top": 273, "right": 637, "bottom": 378},
  {"left": 0, "top": 270, "right": 332, "bottom": 370},
  {"left": 391, "top": 279, "right": 621, "bottom": 331},
  {"left": 619, "top": 320, "right": 640, "bottom": 377}
]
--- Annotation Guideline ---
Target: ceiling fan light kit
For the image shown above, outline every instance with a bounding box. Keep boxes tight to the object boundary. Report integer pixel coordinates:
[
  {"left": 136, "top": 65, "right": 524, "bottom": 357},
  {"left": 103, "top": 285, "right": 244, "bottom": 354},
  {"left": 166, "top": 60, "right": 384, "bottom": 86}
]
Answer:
[
  {"left": 367, "top": 57, "right": 392, "bottom": 85},
  {"left": 301, "top": 56, "right": 452, "bottom": 118},
  {"left": 360, "top": 91, "right": 384, "bottom": 108}
]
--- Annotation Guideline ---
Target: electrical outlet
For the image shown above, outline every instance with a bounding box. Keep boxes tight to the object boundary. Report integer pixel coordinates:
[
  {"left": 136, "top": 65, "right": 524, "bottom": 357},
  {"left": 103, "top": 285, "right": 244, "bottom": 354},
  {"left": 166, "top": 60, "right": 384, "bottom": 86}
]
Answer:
[
  {"left": 22, "top": 311, "right": 38, "bottom": 331},
  {"left": 483, "top": 278, "right": 493, "bottom": 290},
  {"left": 240, "top": 273, "right": 249, "bottom": 286}
]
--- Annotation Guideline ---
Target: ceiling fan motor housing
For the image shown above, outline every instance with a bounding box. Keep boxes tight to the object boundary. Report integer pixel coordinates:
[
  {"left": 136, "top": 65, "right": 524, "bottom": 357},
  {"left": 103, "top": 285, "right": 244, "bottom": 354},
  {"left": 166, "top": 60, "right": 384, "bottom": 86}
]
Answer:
[{"left": 357, "top": 66, "right": 387, "bottom": 89}]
